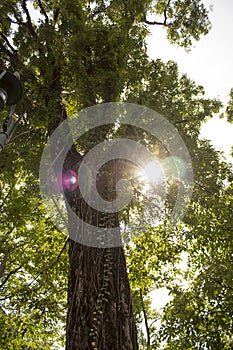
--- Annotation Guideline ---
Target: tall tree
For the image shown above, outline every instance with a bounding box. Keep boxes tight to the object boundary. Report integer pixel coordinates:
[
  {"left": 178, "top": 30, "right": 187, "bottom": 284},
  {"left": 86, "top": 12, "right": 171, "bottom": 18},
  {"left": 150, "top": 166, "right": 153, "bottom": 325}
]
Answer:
[{"left": 0, "top": 1, "right": 212, "bottom": 349}]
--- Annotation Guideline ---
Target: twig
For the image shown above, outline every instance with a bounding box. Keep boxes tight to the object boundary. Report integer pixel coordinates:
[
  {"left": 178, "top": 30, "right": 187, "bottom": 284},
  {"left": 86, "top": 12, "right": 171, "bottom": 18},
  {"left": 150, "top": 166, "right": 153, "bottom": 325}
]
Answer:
[
  {"left": 37, "top": 0, "right": 49, "bottom": 23},
  {"left": 27, "top": 238, "right": 69, "bottom": 288},
  {"left": 0, "top": 266, "right": 22, "bottom": 290}
]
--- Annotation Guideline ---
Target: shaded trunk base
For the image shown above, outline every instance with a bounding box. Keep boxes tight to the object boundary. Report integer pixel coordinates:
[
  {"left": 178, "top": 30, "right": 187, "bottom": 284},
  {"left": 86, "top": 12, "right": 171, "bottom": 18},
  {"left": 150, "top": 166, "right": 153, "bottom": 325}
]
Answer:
[{"left": 65, "top": 240, "right": 138, "bottom": 350}]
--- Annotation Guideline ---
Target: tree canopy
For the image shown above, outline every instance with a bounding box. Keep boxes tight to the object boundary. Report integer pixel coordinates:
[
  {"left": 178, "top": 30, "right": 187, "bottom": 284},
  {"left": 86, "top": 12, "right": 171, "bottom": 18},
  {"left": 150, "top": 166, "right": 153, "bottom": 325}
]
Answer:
[{"left": 0, "top": 0, "right": 232, "bottom": 349}]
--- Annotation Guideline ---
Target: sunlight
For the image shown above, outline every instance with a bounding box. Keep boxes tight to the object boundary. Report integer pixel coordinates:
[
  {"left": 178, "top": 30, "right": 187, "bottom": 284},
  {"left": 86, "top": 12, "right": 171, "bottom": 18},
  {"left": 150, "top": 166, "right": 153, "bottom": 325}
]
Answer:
[{"left": 141, "top": 160, "right": 165, "bottom": 184}]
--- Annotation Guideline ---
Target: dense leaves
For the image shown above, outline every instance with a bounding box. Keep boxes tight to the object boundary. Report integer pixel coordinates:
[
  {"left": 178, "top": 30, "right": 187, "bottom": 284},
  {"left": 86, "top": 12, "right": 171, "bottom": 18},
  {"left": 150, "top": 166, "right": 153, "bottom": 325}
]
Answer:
[{"left": 0, "top": 0, "right": 232, "bottom": 349}]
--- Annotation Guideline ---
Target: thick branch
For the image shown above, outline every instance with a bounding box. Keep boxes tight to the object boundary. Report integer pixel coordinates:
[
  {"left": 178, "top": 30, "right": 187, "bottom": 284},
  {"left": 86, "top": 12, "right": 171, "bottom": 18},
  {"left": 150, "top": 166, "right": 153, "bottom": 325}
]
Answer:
[{"left": 53, "top": 8, "right": 60, "bottom": 24}]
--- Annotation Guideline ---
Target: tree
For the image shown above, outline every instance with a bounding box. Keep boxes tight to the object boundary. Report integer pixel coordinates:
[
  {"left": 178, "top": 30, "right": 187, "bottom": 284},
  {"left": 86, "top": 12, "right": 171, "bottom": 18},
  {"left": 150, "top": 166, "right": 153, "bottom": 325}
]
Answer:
[{"left": 0, "top": 0, "right": 213, "bottom": 349}]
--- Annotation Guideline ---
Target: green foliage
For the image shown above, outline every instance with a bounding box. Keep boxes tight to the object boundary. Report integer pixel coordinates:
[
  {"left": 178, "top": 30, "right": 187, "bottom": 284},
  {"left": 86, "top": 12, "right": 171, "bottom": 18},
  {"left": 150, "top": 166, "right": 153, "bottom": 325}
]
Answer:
[
  {"left": 166, "top": 0, "right": 211, "bottom": 48},
  {"left": 122, "top": 57, "right": 232, "bottom": 350},
  {"left": 159, "top": 183, "right": 233, "bottom": 348},
  {"left": 225, "top": 88, "right": 233, "bottom": 123},
  {"left": 146, "top": 0, "right": 211, "bottom": 48},
  {"left": 1, "top": 0, "right": 231, "bottom": 349},
  {"left": 0, "top": 126, "right": 68, "bottom": 348}
]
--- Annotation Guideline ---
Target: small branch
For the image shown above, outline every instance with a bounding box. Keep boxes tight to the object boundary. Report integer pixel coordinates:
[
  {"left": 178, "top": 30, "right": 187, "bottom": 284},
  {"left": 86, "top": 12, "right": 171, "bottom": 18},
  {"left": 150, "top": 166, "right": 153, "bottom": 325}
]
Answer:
[
  {"left": 174, "top": 119, "right": 189, "bottom": 125},
  {"left": 21, "top": 0, "right": 37, "bottom": 38},
  {"left": 139, "top": 289, "right": 151, "bottom": 348},
  {"left": 0, "top": 266, "right": 22, "bottom": 290},
  {"left": 0, "top": 41, "right": 15, "bottom": 59},
  {"left": 28, "top": 238, "right": 69, "bottom": 288},
  {"left": 52, "top": 195, "right": 69, "bottom": 227},
  {"left": 0, "top": 189, "right": 12, "bottom": 212},
  {"left": 0, "top": 249, "right": 10, "bottom": 278},
  {"left": 194, "top": 181, "right": 215, "bottom": 195},
  {"left": 149, "top": 316, "right": 160, "bottom": 329},
  {"left": 164, "top": 0, "right": 171, "bottom": 24},
  {"left": 1, "top": 2, "right": 25, "bottom": 25},
  {"left": 143, "top": 18, "right": 167, "bottom": 26},
  {"left": 89, "top": 4, "right": 106, "bottom": 19},
  {"left": 0, "top": 32, "right": 17, "bottom": 52},
  {"left": 215, "top": 279, "right": 233, "bottom": 291},
  {"left": 144, "top": 0, "right": 171, "bottom": 26},
  {"left": 37, "top": 0, "right": 49, "bottom": 23}
]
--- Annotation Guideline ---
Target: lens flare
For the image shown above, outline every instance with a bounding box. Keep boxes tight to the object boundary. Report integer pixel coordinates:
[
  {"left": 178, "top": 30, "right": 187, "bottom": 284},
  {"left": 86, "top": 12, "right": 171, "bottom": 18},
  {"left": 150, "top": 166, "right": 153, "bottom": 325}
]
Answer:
[
  {"left": 62, "top": 170, "right": 78, "bottom": 191},
  {"left": 143, "top": 160, "right": 164, "bottom": 184},
  {"left": 48, "top": 170, "right": 78, "bottom": 193},
  {"left": 161, "top": 157, "right": 188, "bottom": 179}
]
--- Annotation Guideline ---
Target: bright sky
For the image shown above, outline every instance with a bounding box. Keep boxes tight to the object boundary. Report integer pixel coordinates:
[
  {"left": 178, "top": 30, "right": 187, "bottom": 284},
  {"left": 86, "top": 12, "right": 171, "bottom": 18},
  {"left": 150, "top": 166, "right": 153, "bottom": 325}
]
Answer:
[
  {"left": 146, "top": 0, "right": 233, "bottom": 162},
  {"left": 146, "top": 0, "right": 233, "bottom": 312}
]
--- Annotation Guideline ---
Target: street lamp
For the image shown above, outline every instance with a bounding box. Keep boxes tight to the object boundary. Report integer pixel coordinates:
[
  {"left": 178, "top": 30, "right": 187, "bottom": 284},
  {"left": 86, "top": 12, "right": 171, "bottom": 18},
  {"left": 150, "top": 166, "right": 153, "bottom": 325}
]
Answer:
[{"left": 0, "top": 70, "right": 23, "bottom": 152}]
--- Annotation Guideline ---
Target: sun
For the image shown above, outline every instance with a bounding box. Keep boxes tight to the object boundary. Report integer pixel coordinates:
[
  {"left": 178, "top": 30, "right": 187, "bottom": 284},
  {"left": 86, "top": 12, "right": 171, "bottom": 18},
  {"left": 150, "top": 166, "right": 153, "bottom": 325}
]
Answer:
[
  {"left": 143, "top": 160, "right": 164, "bottom": 184},
  {"left": 139, "top": 160, "right": 165, "bottom": 184}
]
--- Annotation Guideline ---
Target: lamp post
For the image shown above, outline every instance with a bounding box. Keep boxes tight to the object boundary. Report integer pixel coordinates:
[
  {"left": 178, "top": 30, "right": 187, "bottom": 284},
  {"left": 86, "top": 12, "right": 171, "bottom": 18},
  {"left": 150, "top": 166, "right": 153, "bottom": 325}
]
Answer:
[{"left": 0, "top": 70, "right": 23, "bottom": 152}]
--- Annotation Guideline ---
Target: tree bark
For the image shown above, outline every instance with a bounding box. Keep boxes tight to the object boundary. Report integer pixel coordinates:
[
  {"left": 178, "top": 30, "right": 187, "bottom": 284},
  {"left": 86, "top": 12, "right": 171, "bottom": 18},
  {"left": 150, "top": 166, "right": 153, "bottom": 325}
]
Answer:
[
  {"left": 46, "top": 65, "right": 138, "bottom": 350},
  {"left": 66, "top": 240, "right": 138, "bottom": 349},
  {"left": 64, "top": 160, "right": 138, "bottom": 349}
]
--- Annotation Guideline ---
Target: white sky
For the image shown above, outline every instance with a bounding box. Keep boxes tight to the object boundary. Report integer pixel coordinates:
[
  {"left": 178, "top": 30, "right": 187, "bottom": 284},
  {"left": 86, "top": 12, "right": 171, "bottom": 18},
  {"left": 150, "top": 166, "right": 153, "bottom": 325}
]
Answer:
[{"left": 146, "top": 0, "right": 233, "bottom": 161}]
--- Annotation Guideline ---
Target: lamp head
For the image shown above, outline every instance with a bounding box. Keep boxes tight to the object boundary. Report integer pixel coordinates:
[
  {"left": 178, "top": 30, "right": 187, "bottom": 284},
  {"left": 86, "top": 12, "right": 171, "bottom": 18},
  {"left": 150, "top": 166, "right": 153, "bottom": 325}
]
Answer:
[{"left": 0, "top": 71, "right": 23, "bottom": 111}]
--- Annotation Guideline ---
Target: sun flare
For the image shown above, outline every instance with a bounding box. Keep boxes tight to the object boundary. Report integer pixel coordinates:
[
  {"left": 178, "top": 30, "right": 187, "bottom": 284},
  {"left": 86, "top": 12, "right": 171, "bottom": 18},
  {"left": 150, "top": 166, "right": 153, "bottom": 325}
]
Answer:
[{"left": 140, "top": 160, "right": 165, "bottom": 184}]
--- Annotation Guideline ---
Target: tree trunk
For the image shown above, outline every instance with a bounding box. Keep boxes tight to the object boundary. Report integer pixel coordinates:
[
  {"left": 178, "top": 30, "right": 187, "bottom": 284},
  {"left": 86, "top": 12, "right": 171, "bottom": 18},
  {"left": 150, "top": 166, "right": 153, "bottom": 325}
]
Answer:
[
  {"left": 65, "top": 160, "right": 138, "bottom": 349},
  {"left": 66, "top": 241, "right": 138, "bottom": 350},
  {"left": 46, "top": 65, "right": 138, "bottom": 349}
]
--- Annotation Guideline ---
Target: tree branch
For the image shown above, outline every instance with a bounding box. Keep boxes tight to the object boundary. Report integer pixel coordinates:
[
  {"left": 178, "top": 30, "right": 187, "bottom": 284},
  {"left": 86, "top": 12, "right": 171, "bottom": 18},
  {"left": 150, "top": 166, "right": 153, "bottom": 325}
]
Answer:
[
  {"left": 215, "top": 278, "right": 233, "bottom": 291},
  {"left": 21, "top": 0, "right": 37, "bottom": 38},
  {"left": 37, "top": 0, "right": 49, "bottom": 23},
  {"left": 0, "top": 189, "right": 12, "bottom": 212},
  {"left": 0, "top": 249, "right": 10, "bottom": 278},
  {"left": 90, "top": 4, "right": 106, "bottom": 19},
  {"left": 143, "top": 18, "right": 167, "bottom": 26},
  {"left": 0, "top": 32, "right": 17, "bottom": 52},
  {"left": 53, "top": 8, "right": 60, "bottom": 25},
  {"left": 0, "top": 266, "right": 22, "bottom": 290},
  {"left": 1, "top": 2, "right": 26, "bottom": 26},
  {"left": 0, "top": 41, "right": 18, "bottom": 63},
  {"left": 139, "top": 289, "right": 151, "bottom": 348},
  {"left": 144, "top": 0, "right": 171, "bottom": 26},
  {"left": 174, "top": 119, "right": 189, "bottom": 125},
  {"left": 28, "top": 238, "right": 69, "bottom": 288}
]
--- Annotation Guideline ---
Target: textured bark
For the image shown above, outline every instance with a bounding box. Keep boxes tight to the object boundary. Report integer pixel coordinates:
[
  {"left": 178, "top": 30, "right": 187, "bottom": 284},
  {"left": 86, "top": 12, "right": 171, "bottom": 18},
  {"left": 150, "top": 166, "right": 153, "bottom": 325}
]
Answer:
[
  {"left": 65, "top": 162, "right": 138, "bottom": 349},
  {"left": 66, "top": 241, "right": 138, "bottom": 350},
  {"left": 46, "top": 67, "right": 138, "bottom": 349}
]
